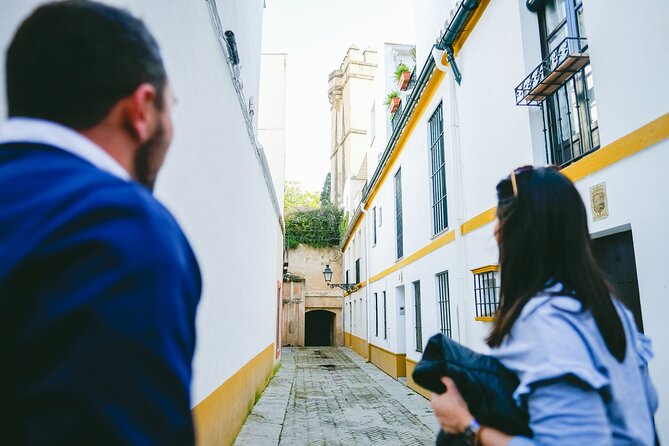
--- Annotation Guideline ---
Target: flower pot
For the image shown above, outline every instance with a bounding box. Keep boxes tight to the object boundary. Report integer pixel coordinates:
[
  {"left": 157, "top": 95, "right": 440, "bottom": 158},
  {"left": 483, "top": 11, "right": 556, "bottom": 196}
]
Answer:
[
  {"left": 398, "top": 71, "right": 411, "bottom": 90},
  {"left": 389, "top": 97, "right": 400, "bottom": 113}
]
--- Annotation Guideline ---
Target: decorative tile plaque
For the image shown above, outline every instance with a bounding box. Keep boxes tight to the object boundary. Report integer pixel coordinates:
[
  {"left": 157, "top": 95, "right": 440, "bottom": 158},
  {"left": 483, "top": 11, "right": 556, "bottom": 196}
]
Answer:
[{"left": 590, "top": 182, "right": 609, "bottom": 221}]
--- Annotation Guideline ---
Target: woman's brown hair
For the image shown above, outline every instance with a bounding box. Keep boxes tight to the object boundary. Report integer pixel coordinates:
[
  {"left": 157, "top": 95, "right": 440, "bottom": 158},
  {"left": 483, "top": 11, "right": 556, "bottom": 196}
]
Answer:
[{"left": 487, "top": 167, "right": 626, "bottom": 361}]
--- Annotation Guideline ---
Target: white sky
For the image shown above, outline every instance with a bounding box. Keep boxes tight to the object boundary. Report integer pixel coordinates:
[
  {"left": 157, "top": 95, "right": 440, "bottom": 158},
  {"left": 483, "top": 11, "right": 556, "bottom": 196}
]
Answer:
[{"left": 262, "top": 0, "right": 415, "bottom": 193}]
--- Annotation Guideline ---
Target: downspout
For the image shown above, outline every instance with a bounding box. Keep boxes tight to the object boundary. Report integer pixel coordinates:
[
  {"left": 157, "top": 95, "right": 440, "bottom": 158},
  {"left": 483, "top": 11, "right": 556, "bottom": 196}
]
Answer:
[{"left": 435, "top": 0, "right": 480, "bottom": 85}]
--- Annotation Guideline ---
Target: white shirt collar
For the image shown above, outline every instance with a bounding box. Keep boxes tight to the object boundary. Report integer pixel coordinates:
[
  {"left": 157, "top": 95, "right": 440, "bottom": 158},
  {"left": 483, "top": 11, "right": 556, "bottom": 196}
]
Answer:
[{"left": 0, "top": 117, "right": 130, "bottom": 181}]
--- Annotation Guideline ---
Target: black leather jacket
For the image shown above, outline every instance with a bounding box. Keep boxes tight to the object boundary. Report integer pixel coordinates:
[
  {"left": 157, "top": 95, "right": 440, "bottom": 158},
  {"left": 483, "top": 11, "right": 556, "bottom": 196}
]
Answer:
[{"left": 412, "top": 334, "right": 532, "bottom": 445}]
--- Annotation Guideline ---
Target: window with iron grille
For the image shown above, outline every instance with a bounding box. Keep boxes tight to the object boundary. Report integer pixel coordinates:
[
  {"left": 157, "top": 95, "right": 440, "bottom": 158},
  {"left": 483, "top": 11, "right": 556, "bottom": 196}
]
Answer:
[
  {"left": 383, "top": 291, "right": 388, "bottom": 339},
  {"left": 355, "top": 258, "right": 361, "bottom": 284},
  {"left": 436, "top": 271, "right": 452, "bottom": 338},
  {"left": 349, "top": 302, "right": 352, "bottom": 331},
  {"left": 473, "top": 267, "right": 500, "bottom": 318},
  {"left": 394, "top": 169, "right": 403, "bottom": 259},
  {"left": 413, "top": 281, "right": 423, "bottom": 352},
  {"left": 345, "top": 269, "right": 350, "bottom": 286},
  {"left": 372, "top": 207, "right": 377, "bottom": 245},
  {"left": 539, "top": 0, "right": 599, "bottom": 166},
  {"left": 428, "top": 102, "right": 448, "bottom": 234},
  {"left": 374, "top": 293, "right": 379, "bottom": 337}
]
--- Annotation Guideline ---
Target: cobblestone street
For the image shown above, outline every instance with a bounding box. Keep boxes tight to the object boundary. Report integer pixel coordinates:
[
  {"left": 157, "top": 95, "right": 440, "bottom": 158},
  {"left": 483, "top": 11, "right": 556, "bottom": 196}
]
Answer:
[{"left": 235, "top": 347, "right": 438, "bottom": 445}]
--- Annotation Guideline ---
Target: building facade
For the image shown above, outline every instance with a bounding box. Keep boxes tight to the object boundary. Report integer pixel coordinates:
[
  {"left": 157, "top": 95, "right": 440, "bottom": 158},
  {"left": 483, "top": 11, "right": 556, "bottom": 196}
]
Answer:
[
  {"left": 282, "top": 245, "right": 344, "bottom": 347},
  {"left": 340, "top": 0, "right": 669, "bottom": 437},
  {"left": 1, "top": 1, "right": 285, "bottom": 445},
  {"left": 328, "top": 45, "right": 378, "bottom": 212}
]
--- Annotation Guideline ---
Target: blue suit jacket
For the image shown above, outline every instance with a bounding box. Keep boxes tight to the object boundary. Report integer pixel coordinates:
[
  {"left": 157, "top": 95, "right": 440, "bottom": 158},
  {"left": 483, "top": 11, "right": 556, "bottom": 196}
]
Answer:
[{"left": 0, "top": 143, "right": 201, "bottom": 445}]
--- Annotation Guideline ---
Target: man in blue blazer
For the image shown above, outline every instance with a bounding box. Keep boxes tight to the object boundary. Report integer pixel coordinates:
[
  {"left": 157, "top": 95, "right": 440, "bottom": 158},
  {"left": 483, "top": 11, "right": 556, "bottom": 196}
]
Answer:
[{"left": 0, "top": 1, "right": 201, "bottom": 444}]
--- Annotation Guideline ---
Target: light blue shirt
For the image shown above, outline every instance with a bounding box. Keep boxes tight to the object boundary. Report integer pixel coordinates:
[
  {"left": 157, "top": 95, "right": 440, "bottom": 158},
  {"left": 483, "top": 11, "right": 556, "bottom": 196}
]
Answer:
[{"left": 490, "top": 284, "right": 657, "bottom": 445}]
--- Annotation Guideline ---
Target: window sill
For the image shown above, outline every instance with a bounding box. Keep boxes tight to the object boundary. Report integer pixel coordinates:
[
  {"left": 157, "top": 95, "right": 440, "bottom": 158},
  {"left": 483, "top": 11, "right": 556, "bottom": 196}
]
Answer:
[
  {"left": 475, "top": 316, "right": 496, "bottom": 322},
  {"left": 430, "top": 227, "right": 450, "bottom": 240}
]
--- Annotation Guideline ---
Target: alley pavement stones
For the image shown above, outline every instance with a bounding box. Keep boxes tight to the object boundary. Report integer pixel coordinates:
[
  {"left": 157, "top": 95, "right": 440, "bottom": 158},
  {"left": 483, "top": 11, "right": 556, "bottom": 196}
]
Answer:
[{"left": 234, "top": 347, "right": 438, "bottom": 446}]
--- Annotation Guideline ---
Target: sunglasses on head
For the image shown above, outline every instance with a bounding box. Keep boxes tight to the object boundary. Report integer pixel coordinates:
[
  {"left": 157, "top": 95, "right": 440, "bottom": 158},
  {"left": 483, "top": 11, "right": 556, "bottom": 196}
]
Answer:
[
  {"left": 508, "top": 165, "right": 560, "bottom": 198},
  {"left": 509, "top": 165, "right": 533, "bottom": 198}
]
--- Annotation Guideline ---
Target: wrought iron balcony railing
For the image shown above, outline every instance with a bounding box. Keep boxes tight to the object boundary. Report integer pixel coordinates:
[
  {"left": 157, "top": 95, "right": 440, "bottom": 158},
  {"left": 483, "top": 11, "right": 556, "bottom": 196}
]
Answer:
[
  {"left": 515, "top": 37, "right": 589, "bottom": 106},
  {"left": 407, "top": 67, "right": 417, "bottom": 91},
  {"left": 391, "top": 100, "right": 404, "bottom": 130}
]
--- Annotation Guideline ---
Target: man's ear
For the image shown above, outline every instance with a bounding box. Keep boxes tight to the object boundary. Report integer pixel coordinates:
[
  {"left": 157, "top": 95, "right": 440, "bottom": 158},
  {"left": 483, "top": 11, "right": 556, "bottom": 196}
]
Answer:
[{"left": 123, "top": 83, "right": 158, "bottom": 142}]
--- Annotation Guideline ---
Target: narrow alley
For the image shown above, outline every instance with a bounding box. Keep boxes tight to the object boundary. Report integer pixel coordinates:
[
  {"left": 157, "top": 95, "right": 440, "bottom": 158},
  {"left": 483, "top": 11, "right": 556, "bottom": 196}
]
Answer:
[{"left": 234, "top": 348, "right": 437, "bottom": 445}]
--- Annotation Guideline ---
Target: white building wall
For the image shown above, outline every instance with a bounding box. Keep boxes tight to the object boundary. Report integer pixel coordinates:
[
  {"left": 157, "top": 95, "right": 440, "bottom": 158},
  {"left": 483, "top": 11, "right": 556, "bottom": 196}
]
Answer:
[
  {"left": 1, "top": 0, "right": 283, "bottom": 418},
  {"left": 345, "top": 0, "right": 669, "bottom": 436},
  {"left": 259, "top": 53, "right": 288, "bottom": 216}
]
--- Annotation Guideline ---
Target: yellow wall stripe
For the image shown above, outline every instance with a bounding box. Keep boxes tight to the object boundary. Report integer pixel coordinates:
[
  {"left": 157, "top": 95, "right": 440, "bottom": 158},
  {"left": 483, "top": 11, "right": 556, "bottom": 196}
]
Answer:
[
  {"left": 561, "top": 112, "right": 669, "bottom": 182},
  {"left": 471, "top": 264, "right": 499, "bottom": 274},
  {"left": 369, "top": 344, "right": 406, "bottom": 379},
  {"left": 369, "top": 229, "right": 456, "bottom": 284},
  {"left": 192, "top": 343, "right": 275, "bottom": 446},
  {"left": 459, "top": 112, "right": 669, "bottom": 236},
  {"left": 460, "top": 206, "right": 497, "bottom": 235}
]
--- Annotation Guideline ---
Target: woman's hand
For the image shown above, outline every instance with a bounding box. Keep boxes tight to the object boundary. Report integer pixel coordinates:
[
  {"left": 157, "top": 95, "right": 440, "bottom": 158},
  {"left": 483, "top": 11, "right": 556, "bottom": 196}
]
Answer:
[{"left": 431, "top": 376, "right": 474, "bottom": 434}]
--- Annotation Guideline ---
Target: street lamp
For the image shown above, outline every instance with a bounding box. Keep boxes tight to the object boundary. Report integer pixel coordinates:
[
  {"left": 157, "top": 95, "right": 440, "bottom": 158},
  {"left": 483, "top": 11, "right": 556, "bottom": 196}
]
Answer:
[{"left": 322, "top": 264, "right": 357, "bottom": 292}]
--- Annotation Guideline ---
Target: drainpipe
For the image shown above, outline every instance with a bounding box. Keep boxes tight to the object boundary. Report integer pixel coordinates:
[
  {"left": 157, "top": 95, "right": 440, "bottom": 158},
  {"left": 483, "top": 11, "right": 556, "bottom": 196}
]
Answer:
[{"left": 435, "top": 0, "right": 479, "bottom": 85}]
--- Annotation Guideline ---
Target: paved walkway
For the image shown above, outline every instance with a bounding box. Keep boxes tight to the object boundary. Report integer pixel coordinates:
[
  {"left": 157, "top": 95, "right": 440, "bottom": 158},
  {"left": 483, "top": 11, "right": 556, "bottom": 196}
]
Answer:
[{"left": 234, "top": 347, "right": 438, "bottom": 446}]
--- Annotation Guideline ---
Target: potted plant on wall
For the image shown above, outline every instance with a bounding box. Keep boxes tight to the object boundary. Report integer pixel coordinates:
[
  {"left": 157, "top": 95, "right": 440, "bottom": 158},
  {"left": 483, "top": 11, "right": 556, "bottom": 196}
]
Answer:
[
  {"left": 384, "top": 90, "right": 400, "bottom": 113},
  {"left": 394, "top": 63, "right": 411, "bottom": 90}
]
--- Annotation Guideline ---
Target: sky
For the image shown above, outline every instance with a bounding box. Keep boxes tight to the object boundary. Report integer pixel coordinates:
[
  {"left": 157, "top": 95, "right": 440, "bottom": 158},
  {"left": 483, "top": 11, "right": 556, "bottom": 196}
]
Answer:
[{"left": 262, "top": 0, "right": 415, "bottom": 193}]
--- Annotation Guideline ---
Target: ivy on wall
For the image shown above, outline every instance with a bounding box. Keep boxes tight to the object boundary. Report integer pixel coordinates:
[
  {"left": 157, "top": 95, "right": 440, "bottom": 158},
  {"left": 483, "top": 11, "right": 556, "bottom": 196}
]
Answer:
[{"left": 285, "top": 174, "right": 344, "bottom": 249}]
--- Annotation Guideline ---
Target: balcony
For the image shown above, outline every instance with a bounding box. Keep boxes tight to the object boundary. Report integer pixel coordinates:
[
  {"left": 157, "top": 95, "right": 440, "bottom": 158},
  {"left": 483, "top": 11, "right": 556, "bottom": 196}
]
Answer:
[
  {"left": 390, "top": 99, "right": 404, "bottom": 130},
  {"left": 515, "top": 37, "right": 589, "bottom": 106}
]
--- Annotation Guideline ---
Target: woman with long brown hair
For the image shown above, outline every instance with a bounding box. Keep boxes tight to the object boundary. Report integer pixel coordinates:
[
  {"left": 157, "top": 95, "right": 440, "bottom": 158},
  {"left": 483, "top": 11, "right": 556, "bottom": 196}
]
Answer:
[{"left": 431, "top": 166, "right": 658, "bottom": 445}]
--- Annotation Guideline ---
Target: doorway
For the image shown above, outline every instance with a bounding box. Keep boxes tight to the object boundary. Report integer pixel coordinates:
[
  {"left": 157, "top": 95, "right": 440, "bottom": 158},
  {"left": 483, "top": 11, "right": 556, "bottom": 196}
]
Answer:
[
  {"left": 396, "top": 286, "right": 406, "bottom": 353},
  {"left": 592, "top": 229, "right": 644, "bottom": 331},
  {"left": 305, "top": 310, "right": 335, "bottom": 346}
]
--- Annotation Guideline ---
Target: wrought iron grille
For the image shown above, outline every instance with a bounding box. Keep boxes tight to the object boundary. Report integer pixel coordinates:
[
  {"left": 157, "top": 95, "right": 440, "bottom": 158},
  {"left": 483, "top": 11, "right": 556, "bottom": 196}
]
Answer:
[
  {"left": 474, "top": 271, "right": 500, "bottom": 318},
  {"left": 515, "top": 37, "right": 588, "bottom": 106},
  {"left": 437, "top": 271, "right": 452, "bottom": 338},
  {"left": 394, "top": 169, "right": 403, "bottom": 259},
  {"left": 374, "top": 293, "right": 379, "bottom": 337},
  {"left": 429, "top": 102, "right": 448, "bottom": 234},
  {"left": 413, "top": 281, "right": 423, "bottom": 352},
  {"left": 383, "top": 291, "right": 388, "bottom": 339},
  {"left": 391, "top": 100, "right": 404, "bottom": 130},
  {"left": 407, "top": 67, "right": 417, "bottom": 91},
  {"left": 355, "top": 258, "right": 361, "bottom": 284},
  {"left": 541, "top": 62, "right": 599, "bottom": 166}
]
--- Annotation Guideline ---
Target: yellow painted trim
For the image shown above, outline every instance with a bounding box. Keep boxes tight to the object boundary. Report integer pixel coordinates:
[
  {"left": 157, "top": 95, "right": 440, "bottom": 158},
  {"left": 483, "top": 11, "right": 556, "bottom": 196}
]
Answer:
[
  {"left": 342, "top": 213, "right": 364, "bottom": 252},
  {"left": 461, "top": 206, "right": 497, "bottom": 236},
  {"left": 475, "top": 316, "right": 496, "bottom": 322},
  {"left": 343, "top": 281, "right": 366, "bottom": 297},
  {"left": 192, "top": 343, "right": 275, "bottom": 446},
  {"left": 369, "top": 344, "right": 406, "bottom": 379},
  {"left": 344, "top": 331, "right": 352, "bottom": 347},
  {"left": 562, "top": 112, "right": 669, "bottom": 182},
  {"left": 369, "top": 229, "right": 456, "bottom": 284},
  {"left": 459, "top": 112, "right": 669, "bottom": 236},
  {"left": 405, "top": 358, "right": 431, "bottom": 400},
  {"left": 341, "top": 1, "right": 492, "bottom": 252},
  {"left": 471, "top": 264, "right": 499, "bottom": 274},
  {"left": 348, "top": 333, "right": 370, "bottom": 360}
]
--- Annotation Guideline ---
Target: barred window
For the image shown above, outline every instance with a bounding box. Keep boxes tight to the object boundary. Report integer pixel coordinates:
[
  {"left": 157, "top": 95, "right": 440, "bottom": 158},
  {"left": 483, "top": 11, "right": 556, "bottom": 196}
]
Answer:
[
  {"left": 374, "top": 293, "right": 379, "bottom": 337},
  {"left": 473, "top": 266, "right": 500, "bottom": 319},
  {"left": 394, "top": 169, "right": 403, "bottom": 259},
  {"left": 355, "top": 258, "right": 361, "bottom": 284},
  {"left": 428, "top": 102, "right": 448, "bottom": 234},
  {"left": 413, "top": 281, "right": 423, "bottom": 352},
  {"left": 436, "top": 271, "right": 452, "bottom": 338},
  {"left": 383, "top": 291, "right": 388, "bottom": 339}
]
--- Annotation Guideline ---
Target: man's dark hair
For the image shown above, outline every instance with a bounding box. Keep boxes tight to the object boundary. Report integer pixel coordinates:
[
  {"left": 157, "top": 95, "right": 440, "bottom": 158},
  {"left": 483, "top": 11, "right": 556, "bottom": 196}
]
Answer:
[{"left": 6, "top": 0, "right": 166, "bottom": 130}]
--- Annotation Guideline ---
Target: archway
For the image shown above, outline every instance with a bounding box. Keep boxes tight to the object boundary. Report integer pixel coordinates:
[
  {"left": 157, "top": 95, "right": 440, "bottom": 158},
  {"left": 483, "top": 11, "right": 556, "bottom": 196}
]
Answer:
[{"left": 305, "top": 310, "right": 335, "bottom": 346}]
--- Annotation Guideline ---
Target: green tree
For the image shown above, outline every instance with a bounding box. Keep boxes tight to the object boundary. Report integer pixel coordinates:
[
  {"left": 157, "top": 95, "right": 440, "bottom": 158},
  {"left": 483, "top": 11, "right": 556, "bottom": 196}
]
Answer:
[
  {"left": 284, "top": 181, "right": 319, "bottom": 214},
  {"left": 320, "top": 173, "right": 332, "bottom": 206}
]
